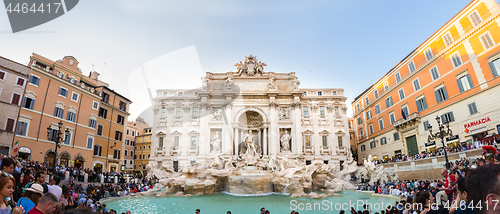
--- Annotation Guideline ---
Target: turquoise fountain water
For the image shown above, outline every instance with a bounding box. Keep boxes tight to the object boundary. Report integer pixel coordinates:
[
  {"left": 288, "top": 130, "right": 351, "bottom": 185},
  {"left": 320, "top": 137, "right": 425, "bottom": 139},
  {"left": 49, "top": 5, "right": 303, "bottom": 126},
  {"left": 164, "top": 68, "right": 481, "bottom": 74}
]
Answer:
[{"left": 103, "top": 190, "right": 399, "bottom": 214}]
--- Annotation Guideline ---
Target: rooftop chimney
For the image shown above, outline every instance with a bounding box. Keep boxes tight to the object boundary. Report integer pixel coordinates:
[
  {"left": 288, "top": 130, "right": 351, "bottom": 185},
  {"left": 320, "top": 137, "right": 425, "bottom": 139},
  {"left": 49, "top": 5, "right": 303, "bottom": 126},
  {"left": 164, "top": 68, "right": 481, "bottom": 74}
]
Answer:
[{"left": 89, "top": 71, "right": 100, "bottom": 80}]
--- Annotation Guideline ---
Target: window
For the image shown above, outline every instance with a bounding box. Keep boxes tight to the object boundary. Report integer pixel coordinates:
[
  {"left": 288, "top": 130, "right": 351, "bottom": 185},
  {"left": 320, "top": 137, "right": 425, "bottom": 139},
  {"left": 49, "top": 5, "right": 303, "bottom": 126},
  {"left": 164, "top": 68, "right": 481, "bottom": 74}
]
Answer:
[
  {"left": 332, "top": 91, "right": 336, "bottom": 95},
  {"left": 130, "top": 151, "right": 133, "bottom": 157},
  {"left": 361, "top": 145, "right": 366, "bottom": 151},
  {"left": 416, "top": 97, "right": 428, "bottom": 112},
  {"left": 67, "top": 111, "right": 76, "bottom": 122},
  {"left": 102, "top": 92, "right": 109, "bottom": 103},
  {"left": 174, "top": 136, "right": 179, "bottom": 147},
  {"left": 119, "top": 101, "right": 127, "bottom": 111},
  {"left": 48, "top": 129, "right": 57, "bottom": 141},
  {"left": 360, "top": 129, "right": 364, "bottom": 138},
  {"left": 469, "top": 11, "right": 482, "bottom": 26},
  {"left": 430, "top": 66, "right": 440, "bottom": 80},
  {"left": 423, "top": 120, "right": 429, "bottom": 131},
  {"left": 176, "top": 107, "right": 181, "bottom": 117},
  {"left": 394, "top": 132, "right": 400, "bottom": 141},
  {"left": 374, "top": 90, "right": 379, "bottom": 99},
  {"left": 0, "top": 70, "right": 5, "bottom": 80},
  {"left": 479, "top": 32, "right": 495, "bottom": 50},
  {"left": 191, "top": 136, "right": 197, "bottom": 147},
  {"left": 384, "top": 82, "right": 389, "bottom": 92},
  {"left": 64, "top": 132, "right": 71, "bottom": 145},
  {"left": 424, "top": 48, "right": 433, "bottom": 61},
  {"left": 389, "top": 113, "right": 395, "bottom": 125},
  {"left": 378, "top": 119, "right": 384, "bottom": 130},
  {"left": 441, "top": 112, "right": 455, "bottom": 123},
  {"left": 398, "top": 88, "right": 405, "bottom": 100},
  {"left": 408, "top": 61, "right": 416, "bottom": 73},
  {"left": 87, "top": 137, "right": 93, "bottom": 149},
  {"left": 94, "top": 145, "right": 102, "bottom": 156},
  {"left": 369, "top": 124, "right": 374, "bottom": 135},
  {"left": 318, "top": 91, "right": 322, "bottom": 96},
  {"left": 348, "top": 122, "right": 351, "bottom": 129},
  {"left": 322, "top": 136, "right": 328, "bottom": 146},
  {"left": 305, "top": 135, "right": 311, "bottom": 146},
  {"left": 365, "top": 97, "right": 369, "bottom": 105},
  {"left": 385, "top": 96, "right": 393, "bottom": 108},
  {"left": 159, "top": 137, "right": 164, "bottom": 148},
  {"left": 113, "top": 131, "right": 121, "bottom": 141},
  {"left": 375, "top": 104, "right": 381, "bottom": 114},
  {"left": 89, "top": 119, "right": 96, "bottom": 128},
  {"left": 92, "top": 101, "right": 99, "bottom": 110},
  {"left": 117, "top": 115, "right": 124, "bottom": 125},
  {"left": 468, "top": 102, "right": 478, "bottom": 115},
  {"left": 350, "top": 134, "right": 352, "bottom": 139},
  {"left": 125, "top": 139, "right": 129, "bottom": 145},
  {"left": 413, "top": 79, "right": 421, "bottom": 91},
  {"left": 337, "top": 136, "right": 343, "bottom": 147},
  {"left": 11, "top": 93, "right": 21, "bottom": 105},
  {"left": 22, "top": 97, "right": 35, "bottom": 110},
  {"left": 71, "top": 92, "right": 79, "bottom": 102},
  {"left": 98, "top": 107, "right": 107, "bottom": 118},
  {"left": 489, "top": 57, "right": 500, "bottom": 78},
  {"left": 97, "top": 125, "right": 103, "bottom": 136},
  {"left": 54, "top": 107, "right": 64, "bottom": 118},
  {"left": 125, "top": 150, "right": 128, "bottom": 156},
  {"left": 302, "top": 107, "right": 309, "bottom": 116},
  {"left": 366, "top": 110, "right": 372, "bottom": 120},
  {"left": 29, "top": 75, "right": 40, "bottom": 86},
  {"left": 380, "top": 137, "right": 387, "bottom": 145},
  {"left": 435, "top": 86, "right": 449, "bottom": 104},
  {"left": 192, "top": 107, "right": 199, "bottom": 117},
  {"left": 16, "top": 77, "right": 25, "bottom": 87},
  {"left": 443, "top": 32, "right": 454, "bottom": 46},
  {"left": 370, "top": 141, "right": 376, "bottom": 148},
  {"left": 457, "top": 73, "right": 474, "bottom": 93},
  {"left": 16, "top": 121, "right": 28, "bottom": 136},
  {"left": 178, "top": 92, "right": 183, "bottom": 96},
  {"left": 357, "top": 117, "right": 362, "bottom": 125},
  {"left": 402, "top": 106, "right": 409, "bottom": 118},
  {"left": 58, "top": 87, "right": 68, "bottom": 97},
  {"left": 320, "top": 106, "right": 325, "bottom": 116},
  {"left": 356, "top": 104, "right": 360, "bottom": 112},
  {"left": 451, "top": 52, "right": 463, "bottom": 68},
  {"left": 113, "top": 149, "right": 120, "bottom": 159},
  {"left": 395, "top": 72, "right": 402, "bottom": 83}
]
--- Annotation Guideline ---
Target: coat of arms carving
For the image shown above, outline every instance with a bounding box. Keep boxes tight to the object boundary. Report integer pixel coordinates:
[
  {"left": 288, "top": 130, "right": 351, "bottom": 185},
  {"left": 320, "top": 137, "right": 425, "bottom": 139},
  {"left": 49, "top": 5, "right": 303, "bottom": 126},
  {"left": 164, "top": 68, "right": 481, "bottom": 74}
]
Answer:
[{"left": 235, "top": 55, "right": 267, "bottom": 76}]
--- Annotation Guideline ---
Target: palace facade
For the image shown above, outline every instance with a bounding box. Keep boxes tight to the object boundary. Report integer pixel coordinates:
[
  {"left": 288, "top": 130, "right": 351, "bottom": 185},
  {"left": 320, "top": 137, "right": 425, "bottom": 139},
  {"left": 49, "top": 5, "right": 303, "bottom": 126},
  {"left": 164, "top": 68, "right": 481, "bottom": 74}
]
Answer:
[{"left": 150, "top": 56, "right": 350, "bottom": 171}]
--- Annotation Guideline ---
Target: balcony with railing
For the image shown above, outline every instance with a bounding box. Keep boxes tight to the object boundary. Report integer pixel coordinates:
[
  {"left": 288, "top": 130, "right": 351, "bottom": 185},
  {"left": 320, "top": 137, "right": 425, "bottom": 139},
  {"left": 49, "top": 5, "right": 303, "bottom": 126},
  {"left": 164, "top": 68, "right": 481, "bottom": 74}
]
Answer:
[
  {"left": 188, "top": 147, "right": 199, "bottom": 155},
  {"left": 170, "top": 147, "right": 181, "bottom": 156},
  {"left": 394, "top": 112, "right": 420, "bottom": 132},
  {"left": 320, "top": 146, "right": 330, "bottom": 155},
  {"left": 303, "top": 146, "right": 314, "bottom": 155},
  {"left": 337, "top": 146, "right": 347, "bottom": 155},
  {"left": 155, "top": 147, "right": 165, "bottom": 156}
]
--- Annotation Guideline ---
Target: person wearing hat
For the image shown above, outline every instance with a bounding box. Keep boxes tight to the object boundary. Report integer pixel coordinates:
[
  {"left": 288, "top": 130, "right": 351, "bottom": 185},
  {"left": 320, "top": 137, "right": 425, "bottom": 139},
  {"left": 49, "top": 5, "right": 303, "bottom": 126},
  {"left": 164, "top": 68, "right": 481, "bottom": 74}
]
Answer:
[{"left": 17, "top": 183, "right": 44, "bottom": 214}]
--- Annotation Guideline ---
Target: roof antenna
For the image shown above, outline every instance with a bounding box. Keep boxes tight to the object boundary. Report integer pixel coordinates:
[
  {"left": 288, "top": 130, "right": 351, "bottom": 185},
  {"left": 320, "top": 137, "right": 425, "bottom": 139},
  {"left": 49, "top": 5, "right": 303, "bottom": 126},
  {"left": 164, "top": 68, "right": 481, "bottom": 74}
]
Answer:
[
  {"left": 101, "top": 63, "right": 106, "bottom": 80},
  {"left": 90, "top": 63, "right": 95, "bottom": 71}
]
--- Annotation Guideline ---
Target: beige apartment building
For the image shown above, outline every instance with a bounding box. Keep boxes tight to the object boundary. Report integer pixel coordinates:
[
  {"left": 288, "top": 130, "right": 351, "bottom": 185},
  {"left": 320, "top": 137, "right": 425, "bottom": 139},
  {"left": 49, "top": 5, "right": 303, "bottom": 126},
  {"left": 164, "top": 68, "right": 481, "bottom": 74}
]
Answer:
[{"left": 0, "top": 56, "right": 30, "bottom": 155}]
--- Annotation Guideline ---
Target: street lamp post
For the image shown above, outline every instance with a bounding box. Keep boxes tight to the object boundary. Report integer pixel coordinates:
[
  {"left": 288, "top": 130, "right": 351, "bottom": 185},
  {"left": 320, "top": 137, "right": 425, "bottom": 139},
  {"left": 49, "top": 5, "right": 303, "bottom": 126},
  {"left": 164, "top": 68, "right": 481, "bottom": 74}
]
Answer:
[
  {"left": 427, "top": 115, "right": 453, "bottom": 170},
  {"left": 47, "top": 121, "right": 70, "bottom": 174}
]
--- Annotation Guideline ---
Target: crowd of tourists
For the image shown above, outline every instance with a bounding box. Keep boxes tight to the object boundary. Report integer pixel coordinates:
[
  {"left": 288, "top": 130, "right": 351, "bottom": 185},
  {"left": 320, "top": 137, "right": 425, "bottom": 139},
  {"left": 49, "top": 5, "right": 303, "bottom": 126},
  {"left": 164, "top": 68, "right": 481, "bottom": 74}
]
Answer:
[
  {"left": 354, "top": 149, "right": 500, "bottom": 214},
  {"left": 374, "top": 136, "right": 499, "bottom": 165},
  {"left": 0, "top": 153, "right": 158, "bottom": 214}
]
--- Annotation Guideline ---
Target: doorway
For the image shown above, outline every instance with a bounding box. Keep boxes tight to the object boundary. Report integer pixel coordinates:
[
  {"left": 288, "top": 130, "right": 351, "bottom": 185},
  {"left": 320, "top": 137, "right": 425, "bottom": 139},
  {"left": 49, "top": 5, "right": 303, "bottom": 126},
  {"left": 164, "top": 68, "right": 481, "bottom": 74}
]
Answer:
[{"left": 406, "top": 135, "right": 418, "bottom": 156}]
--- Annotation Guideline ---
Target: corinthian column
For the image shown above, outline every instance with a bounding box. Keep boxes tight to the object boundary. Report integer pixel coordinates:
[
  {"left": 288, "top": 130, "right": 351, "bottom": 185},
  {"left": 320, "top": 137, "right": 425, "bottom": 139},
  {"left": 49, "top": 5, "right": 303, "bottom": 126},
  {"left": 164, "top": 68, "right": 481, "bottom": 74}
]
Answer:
[{"left": 269, "top": 102, "right": 279, "bottom": 155}]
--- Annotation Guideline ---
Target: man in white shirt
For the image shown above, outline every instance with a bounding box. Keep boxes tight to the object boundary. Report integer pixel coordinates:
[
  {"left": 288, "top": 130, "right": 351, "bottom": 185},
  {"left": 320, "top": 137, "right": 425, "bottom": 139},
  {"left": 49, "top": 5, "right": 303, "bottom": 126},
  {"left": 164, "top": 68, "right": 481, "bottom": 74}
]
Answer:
[{"left": 47, "top": 176, "right": 62, "bottom": 200}]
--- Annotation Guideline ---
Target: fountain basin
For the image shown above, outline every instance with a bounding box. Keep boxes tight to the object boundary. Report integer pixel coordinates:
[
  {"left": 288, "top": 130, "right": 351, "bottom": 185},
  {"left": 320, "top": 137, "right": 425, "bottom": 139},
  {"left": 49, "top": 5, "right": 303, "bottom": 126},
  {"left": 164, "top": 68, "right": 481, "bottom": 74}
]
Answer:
[{"left": 228, "top": 174, "right": 274, "bottom": 194}]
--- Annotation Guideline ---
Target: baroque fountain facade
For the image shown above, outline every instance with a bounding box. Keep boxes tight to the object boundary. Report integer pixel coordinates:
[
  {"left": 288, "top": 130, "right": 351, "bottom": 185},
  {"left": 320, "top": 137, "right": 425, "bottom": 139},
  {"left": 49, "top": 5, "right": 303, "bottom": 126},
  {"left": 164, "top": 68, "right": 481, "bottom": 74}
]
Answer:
[{"left": 145, "top": 56, "right": 397, "bottom": 197}]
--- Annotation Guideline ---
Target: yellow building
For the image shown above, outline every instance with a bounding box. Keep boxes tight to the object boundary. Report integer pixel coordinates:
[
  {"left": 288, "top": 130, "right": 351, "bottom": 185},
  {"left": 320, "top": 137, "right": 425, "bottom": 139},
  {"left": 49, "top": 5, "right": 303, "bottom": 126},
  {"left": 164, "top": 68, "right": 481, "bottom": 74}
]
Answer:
[
  {"left": 352, "top": 0, "right": 500, "bottom": 161},
  {"left": 135, "top": 127, "right": 151, "bottom": 172}
]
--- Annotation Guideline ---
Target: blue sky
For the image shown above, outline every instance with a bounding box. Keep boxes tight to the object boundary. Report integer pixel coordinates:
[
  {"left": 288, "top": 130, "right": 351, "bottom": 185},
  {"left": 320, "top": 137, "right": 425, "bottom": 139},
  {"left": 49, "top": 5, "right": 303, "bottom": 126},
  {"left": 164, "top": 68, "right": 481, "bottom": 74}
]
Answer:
[{"left": 0, "top": 0, "right": 473, "bottom": 119}]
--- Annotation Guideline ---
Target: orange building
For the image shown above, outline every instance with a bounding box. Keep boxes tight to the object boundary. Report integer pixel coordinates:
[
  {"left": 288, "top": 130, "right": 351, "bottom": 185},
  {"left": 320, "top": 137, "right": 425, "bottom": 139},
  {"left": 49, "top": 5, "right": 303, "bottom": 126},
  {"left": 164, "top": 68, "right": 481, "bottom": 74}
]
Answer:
[
  {"left": 13, "top": 54, "right": 132, "bottom": 172},
  {"left": 352, "top": 0, "right": 500, "bottom": 161}
]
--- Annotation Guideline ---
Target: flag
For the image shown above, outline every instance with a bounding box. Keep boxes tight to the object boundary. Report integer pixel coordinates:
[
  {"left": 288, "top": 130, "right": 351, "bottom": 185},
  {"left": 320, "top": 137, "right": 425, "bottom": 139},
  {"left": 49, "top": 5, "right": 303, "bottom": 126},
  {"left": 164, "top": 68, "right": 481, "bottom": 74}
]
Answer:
[
  {"left": 13, "top": 140, "right": 18, "bottom": 153},
  {"left": 401, "top": 108, "right": 407, "bottom": 120}
]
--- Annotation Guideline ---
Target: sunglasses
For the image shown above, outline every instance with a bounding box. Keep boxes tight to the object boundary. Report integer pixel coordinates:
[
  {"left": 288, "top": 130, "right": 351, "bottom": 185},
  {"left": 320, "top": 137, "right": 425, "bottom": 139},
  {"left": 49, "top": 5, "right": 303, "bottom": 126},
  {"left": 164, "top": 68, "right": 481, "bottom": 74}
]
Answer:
[{"left": 1, "top": 172, "right": 13, "bottom": 178}]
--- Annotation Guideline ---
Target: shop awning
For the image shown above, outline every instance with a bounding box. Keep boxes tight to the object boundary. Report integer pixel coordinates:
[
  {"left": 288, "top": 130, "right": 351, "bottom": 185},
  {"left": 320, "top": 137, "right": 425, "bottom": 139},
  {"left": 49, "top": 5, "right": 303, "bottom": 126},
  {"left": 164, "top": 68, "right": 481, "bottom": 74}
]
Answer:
[
  {"left": 19, "top": 147, "right": 31, "bottom": 154},
  {"left": 425, "top": 141, "right": 436, "bottom": 148}
]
